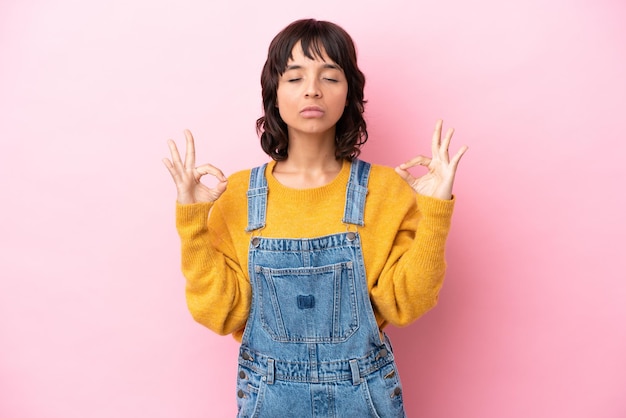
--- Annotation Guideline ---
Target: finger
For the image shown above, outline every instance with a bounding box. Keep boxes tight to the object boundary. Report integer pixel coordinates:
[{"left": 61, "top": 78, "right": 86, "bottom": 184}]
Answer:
[
  {"left": 211, "top": 165, "right": 228, "bottom": 182},
  {"left": 195, "top": 164, "right": 228, "bottom": 182},
  {"left": 167, "top": 139, "right": 183, "bottom": 167},
  {"left": 162, "top": 158, "right": 174, "bottom": 173},
  {"left": 162, "top": 158, "right": 182, "bottom": 183},
  {"left": 398, "top": 155, "right": 432, "bottom": 170},
  {"left": 440, "top": 128, "right": 454, "bottom": 164},
  {"left": 183, "top": 129, "right": 196, "bottom": 170},
  {"left": 449, "top": 145, "right": 469, "bottom": 171},
  {"left": 431, "top": 119, "right": 443, "bottom": 158}
]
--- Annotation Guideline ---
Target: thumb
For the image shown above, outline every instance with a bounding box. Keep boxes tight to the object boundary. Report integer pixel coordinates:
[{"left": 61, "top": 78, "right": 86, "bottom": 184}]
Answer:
[
  {"left": 394, "top": 166, "right": 414, "bottom": 183},
  {"left": 216, "top": 179, "right": 228, "bottom": 194}
]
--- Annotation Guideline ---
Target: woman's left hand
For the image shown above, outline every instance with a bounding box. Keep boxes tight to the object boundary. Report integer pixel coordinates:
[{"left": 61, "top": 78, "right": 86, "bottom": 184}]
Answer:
[{"left": 395, "top": 119, "right": 468, "bottom": 200}]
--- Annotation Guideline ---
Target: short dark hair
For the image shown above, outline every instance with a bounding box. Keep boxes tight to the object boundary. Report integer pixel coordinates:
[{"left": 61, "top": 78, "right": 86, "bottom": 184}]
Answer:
[{"left": 256, "top": 19, "right": 368, "bottom": 161}]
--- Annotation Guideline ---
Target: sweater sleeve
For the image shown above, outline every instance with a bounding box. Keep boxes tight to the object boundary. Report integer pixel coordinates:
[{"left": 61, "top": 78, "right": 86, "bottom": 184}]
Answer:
[
  {"left": 369, "top": 194, "right": 455, "bottom": 327},
  {"left": 176, "top": 201, "right": 250, "bottom": 335}
]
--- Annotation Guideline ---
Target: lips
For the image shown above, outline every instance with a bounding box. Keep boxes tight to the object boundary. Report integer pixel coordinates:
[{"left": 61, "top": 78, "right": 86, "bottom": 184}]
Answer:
[{"left": 300, "top": 106, "right": 325, "bottom": 118}]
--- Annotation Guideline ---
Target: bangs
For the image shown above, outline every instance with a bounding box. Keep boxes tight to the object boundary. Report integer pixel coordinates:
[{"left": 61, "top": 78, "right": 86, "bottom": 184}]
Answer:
[
  {"left": 298, "top": 35, "right": 347, "bottom": 69},
  {"left": 270, "top": 21, "right": 355, "bottom": 75}
]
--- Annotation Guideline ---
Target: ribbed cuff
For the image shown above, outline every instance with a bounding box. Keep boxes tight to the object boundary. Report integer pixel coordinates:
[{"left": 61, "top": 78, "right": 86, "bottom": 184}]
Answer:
[
  {"left": 416, "top": 194, "right": 455, "bottom": 217},
  {"left": 175, "top": 201, "right": 213, "bottom": 229}
]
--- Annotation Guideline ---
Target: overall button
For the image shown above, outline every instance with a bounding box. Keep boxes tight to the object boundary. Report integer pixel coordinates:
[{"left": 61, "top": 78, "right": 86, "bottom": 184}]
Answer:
[
  {"left": 242, "top": 352, "right": 252, "bottom": 361},
  {"left": 391, "top": 387, "right": 402, "bottom": 397},
  {"left": 239, "top": 370, "right": 247, "bottom": 379},
  {"left": 251, "top": 237, "right": 261, "bottom": 247},
  {"left": 346, "top": 232, "right": 357, "bottom": 241},
  {"left": 376, "top": 348, "right": 388, "bottom": 359},
  {"left": 237, "top": 389, "right": 245, "bottom": 398}
]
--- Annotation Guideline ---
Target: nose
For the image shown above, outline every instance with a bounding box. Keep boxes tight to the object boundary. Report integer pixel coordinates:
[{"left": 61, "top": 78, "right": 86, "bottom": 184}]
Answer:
[{"left": 304, "top": 79, "right": 322, "bottom": 98}]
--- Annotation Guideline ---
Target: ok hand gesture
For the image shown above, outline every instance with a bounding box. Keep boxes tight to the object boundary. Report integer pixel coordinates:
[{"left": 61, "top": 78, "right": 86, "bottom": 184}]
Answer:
[
  {"left": 162, "top": 130, "right": 228, "bottom": 204},
  {"left": 395, "top": 120, "right": 468, "bottom": 200}
]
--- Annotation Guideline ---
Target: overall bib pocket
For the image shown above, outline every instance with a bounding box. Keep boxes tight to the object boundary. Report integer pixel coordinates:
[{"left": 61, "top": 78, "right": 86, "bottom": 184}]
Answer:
[{"left": 253, "top": 261, "right": 359, "bottom": 343}]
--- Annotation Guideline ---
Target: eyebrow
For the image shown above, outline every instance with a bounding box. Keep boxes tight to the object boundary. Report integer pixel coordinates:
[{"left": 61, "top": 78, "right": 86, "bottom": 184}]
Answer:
[{"left": 284, "top": 63, "right": 342, "bottom": 71}]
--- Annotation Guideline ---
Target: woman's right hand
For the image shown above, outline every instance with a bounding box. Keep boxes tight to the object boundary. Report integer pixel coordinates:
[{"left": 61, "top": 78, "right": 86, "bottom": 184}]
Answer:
[{"left": 162, "top": 129, "right": 227, "bottom": 204}]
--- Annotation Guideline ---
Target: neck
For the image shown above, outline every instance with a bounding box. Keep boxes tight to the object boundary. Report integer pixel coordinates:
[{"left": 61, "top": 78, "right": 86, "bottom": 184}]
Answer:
[
  {"left": 273, "top": 130, "right": 343, "bottom": 188},
  {"left": 280, "top": 128, "right": 339, "bottom": 170}
]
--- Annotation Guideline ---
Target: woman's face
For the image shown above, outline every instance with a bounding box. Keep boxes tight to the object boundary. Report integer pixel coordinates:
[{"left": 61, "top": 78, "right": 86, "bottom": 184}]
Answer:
[{"left": 276, "top": 41, "right": 348, "bottom": 139}]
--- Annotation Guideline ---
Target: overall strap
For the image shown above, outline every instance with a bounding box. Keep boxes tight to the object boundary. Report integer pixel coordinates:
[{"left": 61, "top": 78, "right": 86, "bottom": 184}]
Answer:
[
  {"left": 342, "top": 159, "right": 371, "bottom": 226},
  {"left": 246, "top": 163, "right": 269, "bottom": 232},
  {"left": 246, "top": 160, "right": 371, "bottom": 231}
]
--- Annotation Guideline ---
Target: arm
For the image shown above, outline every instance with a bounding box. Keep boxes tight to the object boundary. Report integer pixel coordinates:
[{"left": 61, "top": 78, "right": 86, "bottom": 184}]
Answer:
[
  {"left": 371, "top": 120, "right": 467, "bottom": 326},
  {"left": 164, "top": 130, "right": 249, "bottom": 335},
  {"left": 176, "top": 201, "right": 250, "bottom": 335},
  {"left": 370, "top": 194, "right": 454, "bottom": 326}
]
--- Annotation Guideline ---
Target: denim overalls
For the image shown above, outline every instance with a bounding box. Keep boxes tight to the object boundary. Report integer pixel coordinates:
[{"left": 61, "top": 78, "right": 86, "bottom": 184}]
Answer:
[{"left": 236, "top": 160, "right": 406, "bottom": 418}]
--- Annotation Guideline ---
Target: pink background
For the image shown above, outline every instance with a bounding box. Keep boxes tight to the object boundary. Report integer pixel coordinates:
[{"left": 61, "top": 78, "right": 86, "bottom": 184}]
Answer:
[{"left": 1, "top": 0, "right": 625, "bottom": 417}]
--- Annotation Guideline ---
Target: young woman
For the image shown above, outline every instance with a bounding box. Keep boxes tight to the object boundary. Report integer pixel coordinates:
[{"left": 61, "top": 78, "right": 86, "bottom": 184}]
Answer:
[{"left": 163, "top": 19, "right": 467, "bottom": 418}]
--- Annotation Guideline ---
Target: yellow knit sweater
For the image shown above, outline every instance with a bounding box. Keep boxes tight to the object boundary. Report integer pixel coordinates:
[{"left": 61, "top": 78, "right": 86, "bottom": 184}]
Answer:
[{"left": 176, "top": 159, "right": 455, "bottom": 341}]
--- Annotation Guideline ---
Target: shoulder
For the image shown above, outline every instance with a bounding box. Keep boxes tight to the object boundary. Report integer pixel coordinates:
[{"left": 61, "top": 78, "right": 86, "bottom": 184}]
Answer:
[
  {"left": 224, "top": 161, "right": 273, "bottom": 187},
  {"left": 366, "top": 162, "right": 415, "bottom": 198},
  {"left": 213, "top": 165, "right": 256, "bottom": 208},
  {"left": 358, "top": 161, "right": 418, "bottom": 231},
  {"left": 226, "top": 167, "right": 253, "bottom": 187},
  {"left": 359, "top": 161, "right": 417, "bottom": 218},
  {"left": 209, "top": 166, "right": 256, "bottom": 229}
]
